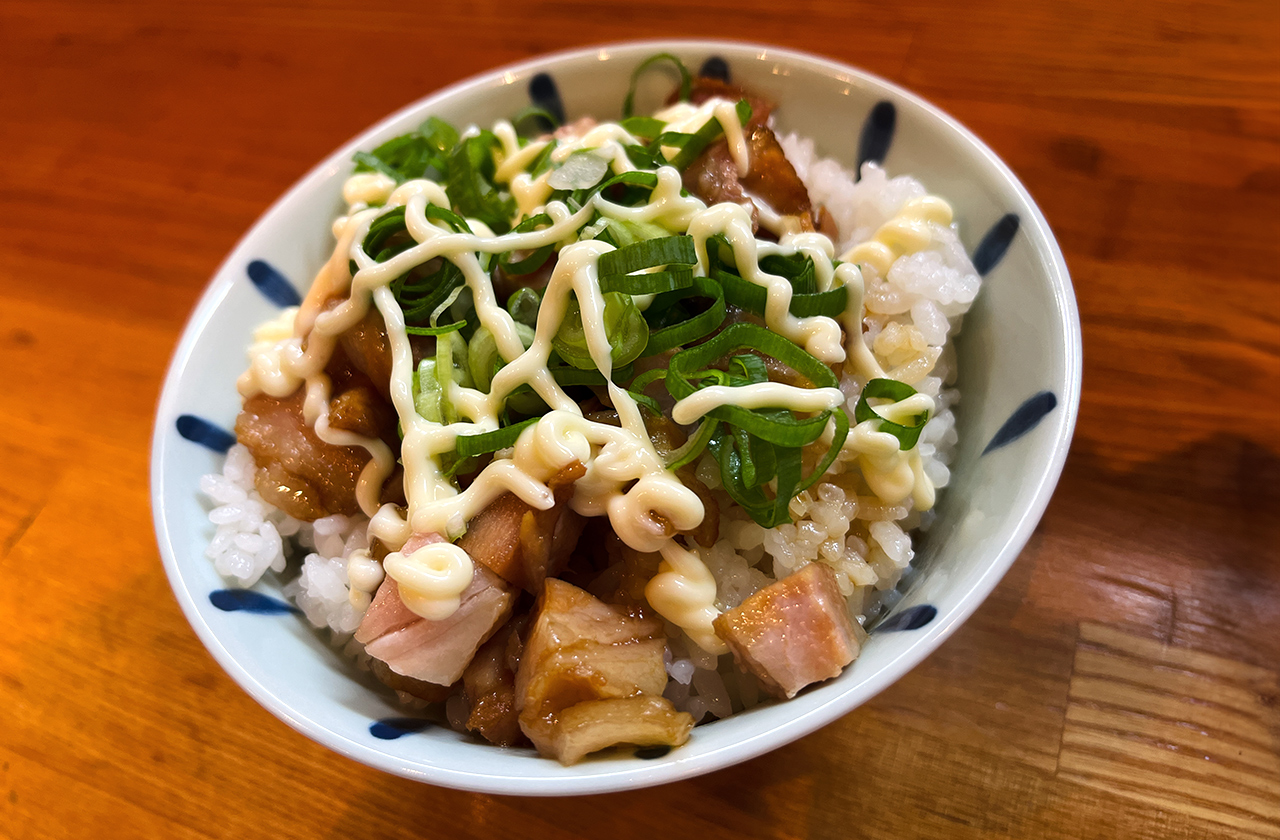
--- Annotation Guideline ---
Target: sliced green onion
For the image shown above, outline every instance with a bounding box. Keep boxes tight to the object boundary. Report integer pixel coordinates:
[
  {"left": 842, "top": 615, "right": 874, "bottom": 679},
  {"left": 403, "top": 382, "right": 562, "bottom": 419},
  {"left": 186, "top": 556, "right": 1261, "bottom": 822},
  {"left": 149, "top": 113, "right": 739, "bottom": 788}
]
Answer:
[
  {"left": 446, "top": 130, "right": 514, "bottom": 234},
  {"left": 429, "top": 282, "right": 467, "bottom": 326},
  {"left": 666, "top": 317, "right": 836, "bottom": 394},
  {"left": 499, "top": 213, "right": 554, "bottom": 276},
  {"left": 665, "top": 418, "right": 718, "bottom": 470},
  {"left": 761, "top": 252, "right": 817, "bottom": 295},
  {"left": 656, "top": 99, "right": 752, "bottom": 171},
  {"left": 623, "top": 53, "right": 693, "bottom": 117},
  {"left": 353, "top": 116, "right": 457, "bottom": 183},
  {"left": 707, "top": 403, "right": 848, "bottom": 530},
  {"left": 703, "top": 233, "right": 737, "bottom": 275},
  {"left": 665, "top": 323, "right": 838, "bottom": 446},
  {"left": 715, "top": 268, "right": 848, "bottom": 319},
  {"left": 511, "top": 105, "right": 561, "bottom": 136},
  {"left": 413, "top": 359, "right": 444, "bottom": 423},
  {"left": 787, "top": 287, "right": 849, "bottom": 318},
  {"left": 599, "top": 267, "right": 693, "bottom": 296},
  {"left": 405, "top": 321, "right": 466, "bottom": 336},
  {"left": 434, "top": 331, "right": 464, "bottom": 424},
  {"left": 588, "top": 170, "right": 661, "bottom": 206},
  {"left": 352, "top": 151, "right": 402, "bottom": 183},
  {"left": 598, "top": 235, "right": 697, "bottom": 276},
  {"left": 468, "top": 323, "right": 535, "bottom": 393},
  {"left": 504, "top": 385, "right": 549, "bottom": 417},
  {"left": 590, "top": 217, "right": 671, "bottom": 248},
  {"left": 438, "top": 328, "right": 472, "bottom": 388},
  {"left": 552, "top": 291, "right": 649, "bottom": 371},
  {"left": 662, "top": 120, "right": 720, "bottom": 171},
  {"left": 363, "top": 207, "right": 409, "bottom": 260},
  {"left": 628, "top": 390, "right": 663, "bottom": 415},
  {"left": 548, "top": 362, "right": 635, "bottom": 388},
  {"left": 728, "top": 352, "right": 769, "bottom": 385},
  {"left": 641, "top": 274, "right": 726, "bottom": 356},
  {"left": 619, "top": 116, "right": 666, "bottom": 140},
  {"left": 629, "top": 367, "right": 668, "bottom": 392},
  {"left": 500, "top": 245, "right": 553, "bottom": 276},
  {"left": 425, "top": 204, "right": 474, "bottom": 234},
  {"left": 397, "top": 262, "right": 465, "bottom": 325},
  {"left": 622, "top": 144, "right": 664, "bottom": 170},
  {"left": 528, "top": 140, "right": 559, "bottom": 177},
  {"left": 550, "top": 366, "right": 605, "bottom": 387},
  {"left": 595, "top": 169, "right": 661, "bottom": 192},
  {"left": 455, "top": 418, "right": 539, "bottom": 458},
  {"left": 854, "top": 379, "right": 929, "bottom": 450},
  {"left": 709, "top": 428, "right": 802, "bottom": 529},
  {"left": 547, "top": 151, "right": 610, "bottom": 191},
  {"left": 795, "top": 407, "right": 850, "bottom": 496},
  {"left": 506, "top": 287, "right": 541, "bottom": 328},
  {"left": 732, "top": 426, "right": 776, "bottom": 488}
]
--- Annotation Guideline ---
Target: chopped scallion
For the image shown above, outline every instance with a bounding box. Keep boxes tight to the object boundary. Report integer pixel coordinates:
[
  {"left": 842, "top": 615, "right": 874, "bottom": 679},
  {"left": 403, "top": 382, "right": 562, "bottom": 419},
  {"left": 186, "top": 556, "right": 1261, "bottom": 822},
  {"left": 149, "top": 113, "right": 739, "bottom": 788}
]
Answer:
[{"left": 854, "top": 379, "right": 929, "bottom": 450}]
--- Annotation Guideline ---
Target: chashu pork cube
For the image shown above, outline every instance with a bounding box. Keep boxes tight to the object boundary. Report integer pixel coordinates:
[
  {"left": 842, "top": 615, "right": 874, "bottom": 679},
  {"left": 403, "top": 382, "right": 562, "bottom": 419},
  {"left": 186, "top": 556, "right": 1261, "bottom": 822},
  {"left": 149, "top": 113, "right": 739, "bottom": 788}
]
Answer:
[
  {"left": 462, "top": 617, "right": 528, "bottom": 747},
  {"left": 235, "top": 388, "right": 367, "bottom": 521},
  {"left": 368, "top": 657, "right": 454, "bottom": 704},
  {"left": 355, "top": 538, "right": 515, "bottom": 687},
  {"left": 551, "top": 696, "right": 693, "bottom": 766},
  {"left": 713, "top": 562, "right": 860, "bottom": 699},
  {"left": 515, "top": 579, "right": 693, "bottom": 764},
  {"left": 457, "top": 462, "right": 586, "bottom": 593}
]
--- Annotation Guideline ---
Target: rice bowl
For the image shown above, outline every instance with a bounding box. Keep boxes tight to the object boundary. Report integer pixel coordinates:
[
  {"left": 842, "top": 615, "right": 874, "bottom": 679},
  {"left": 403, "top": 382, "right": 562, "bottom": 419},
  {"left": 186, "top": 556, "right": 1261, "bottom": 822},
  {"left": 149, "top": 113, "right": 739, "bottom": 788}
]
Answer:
[{"left": 152, "top": 40, "right": 1080, "bottom": 794}]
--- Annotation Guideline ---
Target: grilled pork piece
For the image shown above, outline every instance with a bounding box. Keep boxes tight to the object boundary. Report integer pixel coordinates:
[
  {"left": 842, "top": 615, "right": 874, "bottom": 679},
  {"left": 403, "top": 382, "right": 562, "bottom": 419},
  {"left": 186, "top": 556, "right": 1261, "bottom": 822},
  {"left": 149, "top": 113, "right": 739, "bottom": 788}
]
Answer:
[
  {"left": 683, "top": 125, "right": 817, "bottom": 231},
  {"left": 368, "top": 657, "right": 454, "bottom": 704},
  {"left": 682, "top": 136, "right": 750, "bottom": 215},
  {"left": 739, "top": 126, "right": 815, "bottom": 221},
  {"left": 587, "top": 532, "right": 662, "bottom": 607},
  {"left": 515, "top": 579, "right": 693, "bottom": 763},
  {"left": 712, "top": 562, "right": 860, "bottom": 699},
  {"left": 456, "top": 462, "right": 586, "bottom": 593},
  {"left": 235, "top": 388, "right": 367, "bottom": 520},
  {"left": 338, "top": 308, "right": 393, "bottom": 395},
  {"left": 676, "top": 465, "right": 719, "bottom": 548},
  {"left": 682, "top": 77, "right": 774, "bottom": 129},
  {"left": 462, "top": 617, "right": 528, "bottom": 747},
  {"left": 327, "top": 384, "right": 394, "bottom": 439},
  {"left": 356, "top": 539, "right": 516, "bottom": 687},
  {"left": 236, "top": 333, "right": 399, "bottom": 522},
  {"left": 551, "top": 696, "right": 694, "bottom": 765}
]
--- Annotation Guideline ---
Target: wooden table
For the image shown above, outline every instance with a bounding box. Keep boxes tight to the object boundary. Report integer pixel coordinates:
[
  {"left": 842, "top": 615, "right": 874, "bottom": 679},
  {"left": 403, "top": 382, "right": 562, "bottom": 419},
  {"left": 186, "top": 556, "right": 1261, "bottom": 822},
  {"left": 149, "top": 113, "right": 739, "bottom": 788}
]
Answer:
[{"left": 2, "top": 1, "right": 1277, "bottom": 837}]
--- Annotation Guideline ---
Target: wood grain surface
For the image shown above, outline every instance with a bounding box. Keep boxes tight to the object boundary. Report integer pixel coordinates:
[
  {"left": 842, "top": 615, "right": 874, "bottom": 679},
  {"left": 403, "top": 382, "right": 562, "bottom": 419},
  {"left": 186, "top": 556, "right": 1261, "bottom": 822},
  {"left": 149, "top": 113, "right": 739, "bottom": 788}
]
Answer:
[{"left": 2, "top": 1, "right": 1277, "bottom": 838}]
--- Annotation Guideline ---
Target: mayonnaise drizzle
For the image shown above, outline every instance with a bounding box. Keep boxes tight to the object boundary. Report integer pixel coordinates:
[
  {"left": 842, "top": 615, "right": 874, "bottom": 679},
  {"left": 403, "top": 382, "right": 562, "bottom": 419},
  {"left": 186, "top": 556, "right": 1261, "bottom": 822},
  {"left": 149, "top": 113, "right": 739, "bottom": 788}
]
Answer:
[
  {"left": 239, "top": 106, "right": 948, "bottom": 648},
  {"left": 832, "top": 195, "right": 957, "bottom": 510},
  {"left": 383, "top": 542, "right": 473, "bottom": 620},
  {"left": 841, "top": 195, "right": 953, "bottom": 276},
  {"left": 672, "top": 383, "right": 846, "bottom": 426},
  {"left": 652, "top": 98, "right": 750, "bottom": 177},
  {"left": 690, "top": 205, "right": 847, "bottom": 363},
  {"left": 237, "top": 307, "right": 300, "bottom": 398}
]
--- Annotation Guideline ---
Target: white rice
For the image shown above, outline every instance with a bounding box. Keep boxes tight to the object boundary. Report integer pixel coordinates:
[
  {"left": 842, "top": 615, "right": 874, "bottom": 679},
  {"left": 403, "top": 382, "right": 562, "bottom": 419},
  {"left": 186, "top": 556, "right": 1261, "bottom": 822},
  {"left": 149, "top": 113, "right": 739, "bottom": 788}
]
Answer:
[
  {"left": 201, "top": 443, "right": 369, "bottom": 636},
  {"left": 200, "top": 444, "right": 300, "bottom": 586},
  {"left": 284, "top": 513, "right": 370, "bottom": 635}
]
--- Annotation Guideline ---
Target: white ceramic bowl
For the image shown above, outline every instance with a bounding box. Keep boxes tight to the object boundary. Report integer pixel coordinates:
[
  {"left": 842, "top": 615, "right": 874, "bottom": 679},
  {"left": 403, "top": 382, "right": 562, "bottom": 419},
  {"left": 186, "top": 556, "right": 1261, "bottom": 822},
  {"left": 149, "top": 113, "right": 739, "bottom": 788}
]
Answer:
[{"left": 151, "top": 40, "right": 1081, "bottom": 795}]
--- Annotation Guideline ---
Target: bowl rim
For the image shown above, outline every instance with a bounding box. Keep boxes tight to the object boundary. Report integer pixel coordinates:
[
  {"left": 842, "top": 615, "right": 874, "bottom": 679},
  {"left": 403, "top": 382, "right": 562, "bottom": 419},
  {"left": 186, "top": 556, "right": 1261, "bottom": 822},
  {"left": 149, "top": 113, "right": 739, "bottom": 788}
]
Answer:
[{"left": 151, "top": 37, "right": 1082, "bottom": 796}]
